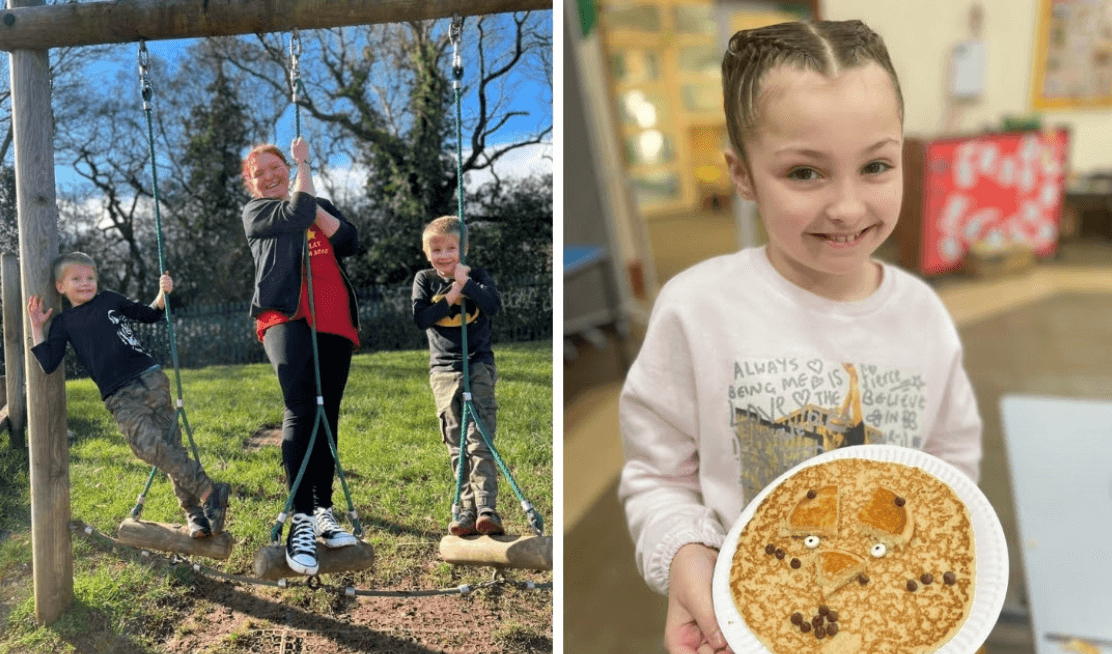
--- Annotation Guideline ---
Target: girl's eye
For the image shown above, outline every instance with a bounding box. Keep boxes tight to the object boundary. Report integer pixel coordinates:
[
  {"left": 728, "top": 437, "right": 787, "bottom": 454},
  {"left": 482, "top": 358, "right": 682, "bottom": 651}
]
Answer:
[
  {"left": 870, "top": 543, "right": 888, "bottom": 558},
  {"left": 788, "top": 167, "right": 820, "bottom": 181},
  {"left": 804, "top": 536, "right": 821, "bottom": 549},
  {"left": 863, "top": 161, "right": 892, "bottom": 174}
]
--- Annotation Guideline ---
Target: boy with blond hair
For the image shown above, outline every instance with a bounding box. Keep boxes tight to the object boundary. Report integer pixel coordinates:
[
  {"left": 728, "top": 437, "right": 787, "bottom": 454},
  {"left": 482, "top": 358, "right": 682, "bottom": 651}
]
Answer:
[
  {"left": 28, "top": 252, "right": 230, "bottom": 538},
  {"left": 412, "top": 216, "right": 504, "bottom": 536}
]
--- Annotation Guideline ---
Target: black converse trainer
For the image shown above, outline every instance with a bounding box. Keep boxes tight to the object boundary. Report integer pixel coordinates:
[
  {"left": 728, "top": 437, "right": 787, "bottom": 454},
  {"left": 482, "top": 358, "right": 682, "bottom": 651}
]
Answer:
[{"left": 285, "top": 512, "right": 319, "bottom": 575}]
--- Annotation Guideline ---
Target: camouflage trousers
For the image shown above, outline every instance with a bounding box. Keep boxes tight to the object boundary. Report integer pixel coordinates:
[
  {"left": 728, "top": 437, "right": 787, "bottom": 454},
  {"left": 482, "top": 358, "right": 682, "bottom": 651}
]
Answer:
[
  {"left": 103, "top": 367, "right": 212, "bottom": 511},
  {"left": 430, "top": 362, "right": 499, "bottom": 512}
]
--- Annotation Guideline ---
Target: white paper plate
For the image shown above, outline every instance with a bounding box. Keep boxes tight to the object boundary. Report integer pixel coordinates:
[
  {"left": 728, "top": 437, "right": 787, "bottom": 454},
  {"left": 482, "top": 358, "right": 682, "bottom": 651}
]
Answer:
[{"left": 711, "top": 445, "right": 1008, "bottom": 654}]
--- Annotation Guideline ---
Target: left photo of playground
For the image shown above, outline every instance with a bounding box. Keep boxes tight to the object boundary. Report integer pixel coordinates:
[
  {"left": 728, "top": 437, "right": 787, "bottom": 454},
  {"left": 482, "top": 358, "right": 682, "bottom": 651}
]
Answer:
[{"left": 0, "top": 2, "right": 554, "bottom": 653}]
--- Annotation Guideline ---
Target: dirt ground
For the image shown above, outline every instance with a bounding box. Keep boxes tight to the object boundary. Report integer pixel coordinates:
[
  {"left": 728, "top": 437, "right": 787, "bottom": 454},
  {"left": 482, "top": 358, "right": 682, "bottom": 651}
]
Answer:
[
  {"left": 159, "top": 574, "right": 553, "bottom": 654},
  {"left": 6, "top": 555, "right": 552, "bottom": 654}
]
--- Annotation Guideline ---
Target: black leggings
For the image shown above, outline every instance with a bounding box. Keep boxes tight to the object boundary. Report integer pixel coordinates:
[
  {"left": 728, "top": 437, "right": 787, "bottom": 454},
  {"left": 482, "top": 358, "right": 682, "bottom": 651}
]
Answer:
[{"left": 263, "top": 320, "right": 353, "bottom": 515}]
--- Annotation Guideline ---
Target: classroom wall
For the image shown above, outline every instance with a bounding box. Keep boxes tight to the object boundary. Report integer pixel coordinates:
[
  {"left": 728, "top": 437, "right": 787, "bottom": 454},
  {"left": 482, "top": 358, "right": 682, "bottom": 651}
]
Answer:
[{"left": 823, "top": 0, "right": 1112, "bottom": 175}]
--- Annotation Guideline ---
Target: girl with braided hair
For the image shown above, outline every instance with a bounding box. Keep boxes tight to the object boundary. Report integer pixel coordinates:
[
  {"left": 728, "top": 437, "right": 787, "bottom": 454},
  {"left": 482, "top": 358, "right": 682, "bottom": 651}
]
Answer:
[{"left": 619, "top": 20, "right": 981, "bottom": 654}]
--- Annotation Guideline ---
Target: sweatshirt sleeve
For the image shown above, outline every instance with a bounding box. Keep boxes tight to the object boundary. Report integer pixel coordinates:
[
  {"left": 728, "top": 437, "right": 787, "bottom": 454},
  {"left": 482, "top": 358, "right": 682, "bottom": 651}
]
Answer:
[
  {"left": 618, "top": 295, "right": 728, "bottom": 596},
  {"left": 113, "top": 291, "right": 165, "bottom": 324},
  {"left": 462, "top": 268, "right": 500, "bottom": 317},
  {"left": 316, "top": 198, "right": 360, "bottom": 257},
  {"left": 242, "top": 192, "right": 318, "bottom": 239},
  {"left": 922, "top": 339, "right": 983, "bottom": 483},
  {"left": 30, "top": 314, "right": 69, "bottom": 375},
  {"left": 412, "top": 271, "right": 451, "bottom": 329}
]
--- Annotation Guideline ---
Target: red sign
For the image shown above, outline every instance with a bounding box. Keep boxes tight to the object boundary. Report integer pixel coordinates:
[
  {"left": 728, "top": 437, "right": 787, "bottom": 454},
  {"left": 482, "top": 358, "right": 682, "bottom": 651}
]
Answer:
[{"left": 919, "top": 130, "right": 1069, "bottom": 275}]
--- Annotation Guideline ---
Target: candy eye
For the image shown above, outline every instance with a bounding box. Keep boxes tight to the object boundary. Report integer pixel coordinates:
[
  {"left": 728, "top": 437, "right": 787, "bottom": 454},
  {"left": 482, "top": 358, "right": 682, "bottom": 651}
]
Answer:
[
  {"left": 870, "top": 543, "right": 888, "bottom": 558},
  {"left": 804, "top": 536, "right": 821, "bottom": 549}
]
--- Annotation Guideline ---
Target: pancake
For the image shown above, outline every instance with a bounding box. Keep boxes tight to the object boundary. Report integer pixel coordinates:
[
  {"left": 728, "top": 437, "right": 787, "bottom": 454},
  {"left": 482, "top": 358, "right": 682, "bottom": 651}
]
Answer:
[{"left": 729, "top": 458, "right": 975, "bottom": 653}]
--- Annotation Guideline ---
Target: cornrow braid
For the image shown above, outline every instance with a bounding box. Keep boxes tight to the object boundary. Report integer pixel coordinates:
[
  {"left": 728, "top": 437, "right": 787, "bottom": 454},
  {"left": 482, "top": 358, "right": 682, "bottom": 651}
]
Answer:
[{"left": 722, "top": 20, "right": 903, "bottom": 161}]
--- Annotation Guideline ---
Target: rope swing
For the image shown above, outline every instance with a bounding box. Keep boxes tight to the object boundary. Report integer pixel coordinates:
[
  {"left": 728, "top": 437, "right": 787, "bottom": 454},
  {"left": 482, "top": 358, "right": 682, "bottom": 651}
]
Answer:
[
  {"left": 263, "top": 25, "right": 364, "bottom": 550},
  {"left": 129, "top": 40, "right": 206, "bottom": 521},
  {"left": 446, "top": 16, "right": 544, "bottom": 539},
  {"left": 112, "top": 41, "right": 234, "bottom": 561}
]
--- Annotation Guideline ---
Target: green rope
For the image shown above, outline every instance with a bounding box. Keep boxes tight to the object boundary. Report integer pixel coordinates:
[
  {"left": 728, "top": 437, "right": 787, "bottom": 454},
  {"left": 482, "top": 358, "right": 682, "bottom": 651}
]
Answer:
[
  {"left": 268, "top": 29, "right": 362, "bottom": 544},
  {"left": 130, "top": 40, "right": 204, "bottom": 519},
  {"left": 447, "top": 19, "right": 543, "bottom": 537}
]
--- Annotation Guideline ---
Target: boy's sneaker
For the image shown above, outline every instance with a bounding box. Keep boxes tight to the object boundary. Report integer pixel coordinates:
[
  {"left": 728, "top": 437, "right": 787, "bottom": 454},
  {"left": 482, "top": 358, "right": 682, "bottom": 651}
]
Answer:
[
  {"left": 185, "top": 506, "right": 211, "bottom": 539},
  {"left": 476, "top": 508, "right": 504, "bottom": 536},
  {"left": 449, "top": 509, "right": 478, "bottom": 537},
  {"left": 202, "top": 482, "right": 231, "bottom": 535},
  {"left": 285, "top": 513, "right": 319, "bottom": 575},
  {"left": 314, "top": 506, "right": 357, "bottom": 548}
]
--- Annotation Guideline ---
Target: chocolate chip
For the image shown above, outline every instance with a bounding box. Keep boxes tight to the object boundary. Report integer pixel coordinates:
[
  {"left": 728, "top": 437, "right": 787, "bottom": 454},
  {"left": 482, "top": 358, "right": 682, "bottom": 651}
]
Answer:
[
  {"left": 907, "top": 580, "right": 918, "bottom": 592},
  {"left": 765, "top": 544, "right": 776, "bottom": 555},
  {"left": 790, "top": 558, "right": 801, "bottom": 569},
  {"left": 812, "top": 615, "right": 824, "bottom": 628},
  {"left": 921, "top": 573, "right": 934, "bottom": 585},
  {"left": 800, "top": 621, "right": 811, "bottom": 633},
  {"left": 807, "top": 489, "right": 817, "bottom": 499},
  {"left": 790, "top": 612, "right": 803, "bottom": 625},
  {"left": 894, "top": 496, "right": 906, "bottom": 507},
  {"left": 827, "top": 622, "right": 839, "bottom": 636},
  {"left": 815, "top": 625, "right": 826, "bottom": 639},
  {"left": 818, "top": 605, "right": 829, "bottom": 615},
  {"left": 858, "top": 574, "right": 869, "bottom": 585},
  {"left": 944, "top": 571, "right": 956, "bottom": 585},
  {"left": 827, "top": 610, "right": 838, "bottom": 622},
  {"left": 775, "top": 548, "right": 785, "bottom": 560}
]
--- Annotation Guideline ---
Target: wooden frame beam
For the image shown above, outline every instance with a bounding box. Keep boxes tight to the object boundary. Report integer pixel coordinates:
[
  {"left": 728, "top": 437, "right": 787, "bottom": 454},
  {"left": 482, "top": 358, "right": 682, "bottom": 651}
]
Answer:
[{"left": 0, "top": 0, "right": 552, "bottom": 51}]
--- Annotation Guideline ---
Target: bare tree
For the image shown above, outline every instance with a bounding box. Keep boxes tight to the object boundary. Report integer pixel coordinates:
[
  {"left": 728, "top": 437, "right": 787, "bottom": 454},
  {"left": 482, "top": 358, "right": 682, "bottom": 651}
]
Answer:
[{"left": 207, "top": 12, "right": 553, "bottom": 284}]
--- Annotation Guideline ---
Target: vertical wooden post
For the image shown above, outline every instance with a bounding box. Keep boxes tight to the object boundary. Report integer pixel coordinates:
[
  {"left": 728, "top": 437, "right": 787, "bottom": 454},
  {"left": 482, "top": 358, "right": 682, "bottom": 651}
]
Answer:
[
  {"left": 9, "top": 0, "right": 71, "bottom": 625},
  {"left": 2, "top": 252, "right": 26, "bottom": 447}
]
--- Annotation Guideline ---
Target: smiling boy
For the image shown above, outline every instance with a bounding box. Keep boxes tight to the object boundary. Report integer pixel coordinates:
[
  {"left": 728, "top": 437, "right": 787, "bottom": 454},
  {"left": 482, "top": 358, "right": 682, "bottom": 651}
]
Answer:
[
  {"left": 412, "top": 216, "right": 504, "bottom": 537},
  {"left": 28, "top": 252, "right": 230, "bottom": 539}
]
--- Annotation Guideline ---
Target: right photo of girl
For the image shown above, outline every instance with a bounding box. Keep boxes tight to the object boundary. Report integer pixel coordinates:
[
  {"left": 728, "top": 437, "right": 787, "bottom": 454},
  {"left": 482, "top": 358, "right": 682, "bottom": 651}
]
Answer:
[{"left": 564, "top": 2, "right": 1112, "bottom": 653}]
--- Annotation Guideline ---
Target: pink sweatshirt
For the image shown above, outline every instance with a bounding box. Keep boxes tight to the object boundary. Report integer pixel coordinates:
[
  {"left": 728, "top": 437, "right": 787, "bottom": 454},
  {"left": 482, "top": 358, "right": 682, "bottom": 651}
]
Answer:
[{"left": 619, "top": 247, "right": 982, "bottom": 595}]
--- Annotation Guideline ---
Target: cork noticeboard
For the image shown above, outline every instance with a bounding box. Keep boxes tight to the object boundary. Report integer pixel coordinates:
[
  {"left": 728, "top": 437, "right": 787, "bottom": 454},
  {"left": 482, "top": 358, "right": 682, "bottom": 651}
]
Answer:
[{"left": 1031, "top": 0, "right": 1112, "bottom": 109}]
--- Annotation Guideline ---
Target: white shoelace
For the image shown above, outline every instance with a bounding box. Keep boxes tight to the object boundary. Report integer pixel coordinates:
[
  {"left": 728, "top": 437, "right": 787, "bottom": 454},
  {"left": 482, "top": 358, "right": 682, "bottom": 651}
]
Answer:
[
  {"left": 315, "top": 507, "right": 345, "bottom": 536},
  {"left": 288, "top": 514, "right": 316, "bottom": 555}
]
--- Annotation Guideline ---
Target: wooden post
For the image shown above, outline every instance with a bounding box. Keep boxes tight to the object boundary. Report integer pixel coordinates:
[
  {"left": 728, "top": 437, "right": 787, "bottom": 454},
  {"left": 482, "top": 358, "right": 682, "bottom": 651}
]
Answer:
[
  {"left": 2, "top": 252, "right": 26, "bottom": 448},
  {"left": 9, "top": 0, "right": 71, "bottom": 625}
]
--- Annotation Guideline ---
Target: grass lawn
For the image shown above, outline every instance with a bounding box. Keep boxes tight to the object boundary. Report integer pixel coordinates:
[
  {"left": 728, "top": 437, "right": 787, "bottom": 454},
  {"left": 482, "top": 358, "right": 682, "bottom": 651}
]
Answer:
[{"left": 0, "top": 341, "right": 552, "bottom": 653}]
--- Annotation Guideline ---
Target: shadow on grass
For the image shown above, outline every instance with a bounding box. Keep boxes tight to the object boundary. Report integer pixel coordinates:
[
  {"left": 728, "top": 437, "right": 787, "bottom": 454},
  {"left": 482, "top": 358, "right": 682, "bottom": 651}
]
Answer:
[
  {"left": 44, "top": 598, "right": 160, "bottom": 654},
  {"left": 197, "top": 583, "right": 451, "bottom": 654}
]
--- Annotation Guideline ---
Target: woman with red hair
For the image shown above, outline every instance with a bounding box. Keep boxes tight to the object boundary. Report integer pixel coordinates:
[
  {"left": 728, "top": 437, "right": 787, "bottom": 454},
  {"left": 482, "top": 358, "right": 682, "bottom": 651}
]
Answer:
[{"left": 241, "top": 136, "right": 361, "bottom": 576}]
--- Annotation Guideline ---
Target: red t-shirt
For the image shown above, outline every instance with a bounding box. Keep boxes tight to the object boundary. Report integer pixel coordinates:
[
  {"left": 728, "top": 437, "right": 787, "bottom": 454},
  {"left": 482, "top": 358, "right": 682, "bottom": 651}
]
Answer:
[{"left": 256, "top": 227, "right": 360, "bottom": 348}]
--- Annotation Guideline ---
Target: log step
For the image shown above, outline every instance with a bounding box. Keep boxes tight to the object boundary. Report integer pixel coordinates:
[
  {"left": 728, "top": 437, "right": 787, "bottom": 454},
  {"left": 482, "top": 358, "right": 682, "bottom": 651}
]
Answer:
[
  {"left": 253, "top": 541, "right": 375, "bottom": 580},
  {"left": 116, "top": 517, "right": 234, "bottom": 560},
  {"left": 439, "top": 534, "right": 552, "bottom": 570}
]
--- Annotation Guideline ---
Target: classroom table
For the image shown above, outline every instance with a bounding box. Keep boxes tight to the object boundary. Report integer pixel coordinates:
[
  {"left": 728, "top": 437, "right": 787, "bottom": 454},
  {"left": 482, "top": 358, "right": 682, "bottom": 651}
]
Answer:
[{"left": 1000, "top": 395, "right": 1112, "bottom": 653}]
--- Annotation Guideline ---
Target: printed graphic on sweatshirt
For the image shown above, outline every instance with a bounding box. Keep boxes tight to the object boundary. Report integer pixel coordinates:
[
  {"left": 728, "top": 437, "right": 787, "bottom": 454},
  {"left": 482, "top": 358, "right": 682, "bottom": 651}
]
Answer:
[
  {"left": 107, "top": 310, "right": 150, "bottom": 356},
  {"left": 431, "top": 292, "right": 480, "bottom": 327},
  {"left": 729, "top": 357, "right": 926, "bottom": 501}
]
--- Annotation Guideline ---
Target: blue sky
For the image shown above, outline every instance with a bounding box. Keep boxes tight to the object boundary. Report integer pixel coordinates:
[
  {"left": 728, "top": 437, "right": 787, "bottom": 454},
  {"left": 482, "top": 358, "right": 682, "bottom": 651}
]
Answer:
[{"left": 54, "top": 15, "right": 553, "bottom": 194}]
